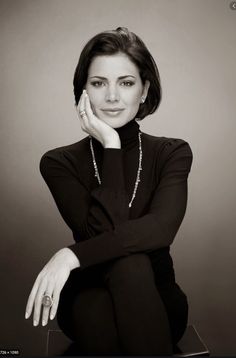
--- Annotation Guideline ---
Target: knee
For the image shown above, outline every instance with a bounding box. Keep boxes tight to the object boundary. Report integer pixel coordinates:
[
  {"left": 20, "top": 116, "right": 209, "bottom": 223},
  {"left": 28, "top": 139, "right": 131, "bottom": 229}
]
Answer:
[{"left": 105, "top": 253, "right": 154, "bottom": 286}]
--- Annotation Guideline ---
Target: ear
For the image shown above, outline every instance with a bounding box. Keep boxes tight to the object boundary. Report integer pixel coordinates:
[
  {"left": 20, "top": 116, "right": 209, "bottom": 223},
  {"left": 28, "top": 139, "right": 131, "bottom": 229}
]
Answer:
[{"left": 141, "top": 80, "right": 150, "bottom": 102}]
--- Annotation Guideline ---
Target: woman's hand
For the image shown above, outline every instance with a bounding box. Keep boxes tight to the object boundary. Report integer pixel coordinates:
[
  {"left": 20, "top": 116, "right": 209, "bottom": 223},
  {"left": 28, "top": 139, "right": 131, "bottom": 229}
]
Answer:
[
  {"left": 25, "top": 248, "right": 80, "bottom": 327},
  {"left": 76, "top": 90, "right": 121, "bottom": 148}
]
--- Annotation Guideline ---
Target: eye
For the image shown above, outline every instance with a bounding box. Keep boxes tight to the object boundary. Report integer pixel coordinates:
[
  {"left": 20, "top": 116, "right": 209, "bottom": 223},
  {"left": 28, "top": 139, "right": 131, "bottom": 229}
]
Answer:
[
  {"left": 90, "top": 81, "right": 105, "bottom": 87},
  {"left": 120, "top": 81, "right": 135, "bottom": 87}
]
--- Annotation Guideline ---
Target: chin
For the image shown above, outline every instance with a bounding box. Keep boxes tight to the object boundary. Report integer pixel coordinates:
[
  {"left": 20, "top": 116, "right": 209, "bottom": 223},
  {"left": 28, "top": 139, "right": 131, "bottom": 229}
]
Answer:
[
  {"left": 106, "top": 120, "right": 129, "bottom": 129},
  {"left": 98, "top": 115, "right": 134, "bottom": 129}
]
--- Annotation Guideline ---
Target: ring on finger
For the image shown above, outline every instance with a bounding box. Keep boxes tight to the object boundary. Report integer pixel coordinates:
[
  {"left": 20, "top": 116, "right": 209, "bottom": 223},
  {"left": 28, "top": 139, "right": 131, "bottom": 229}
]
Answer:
[
  {"left": 42, "top": 294, "right": 53, "bottom": 308},
  {"left": 79, "top": 110, "right": 86, "bottom": 116}
]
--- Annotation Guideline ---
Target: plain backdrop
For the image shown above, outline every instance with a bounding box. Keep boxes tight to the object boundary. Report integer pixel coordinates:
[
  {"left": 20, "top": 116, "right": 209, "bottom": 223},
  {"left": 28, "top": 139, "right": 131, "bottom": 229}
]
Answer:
[{"left": 1, "top": 0, "right": 236, "bottom": 355}]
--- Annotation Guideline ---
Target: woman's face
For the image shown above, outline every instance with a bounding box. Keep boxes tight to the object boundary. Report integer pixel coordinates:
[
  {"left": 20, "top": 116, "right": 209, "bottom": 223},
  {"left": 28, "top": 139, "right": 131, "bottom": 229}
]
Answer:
[{"left": 85, "top": 53, "right": 150, "bottom": 128}]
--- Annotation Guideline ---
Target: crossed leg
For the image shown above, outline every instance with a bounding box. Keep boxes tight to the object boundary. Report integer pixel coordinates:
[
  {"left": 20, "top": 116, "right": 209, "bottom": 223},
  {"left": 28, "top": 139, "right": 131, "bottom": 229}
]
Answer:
[{"left": 57, "top": 254, "right": 174, "bottom": 355}]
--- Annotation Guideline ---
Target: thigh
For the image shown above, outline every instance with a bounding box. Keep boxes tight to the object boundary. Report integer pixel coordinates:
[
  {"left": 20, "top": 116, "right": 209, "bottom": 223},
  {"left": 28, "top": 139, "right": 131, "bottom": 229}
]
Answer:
[
  {"left": 71, "top": 286, "right": 122, "bottom": 354},
  {"left": 158, "top": 283, "right": 188, "bottom": 345},
  {"left": 57, "top": 263, "right": 109, "bottom": 341},
  {"left": 103, "top": 254, "right": 173, "bottom": 355},
  {"left": 148, "top": 249, "right": 188, "bottom": 345}
]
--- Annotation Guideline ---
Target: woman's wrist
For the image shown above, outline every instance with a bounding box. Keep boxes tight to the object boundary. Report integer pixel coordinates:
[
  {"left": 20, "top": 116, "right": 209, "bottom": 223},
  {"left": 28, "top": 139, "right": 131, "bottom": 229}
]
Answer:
[
  {"left": 104, "top": 136, "right": 121, "bottom": 149},
  {"left": 59, "top": 248, "right": 80, "bottom": 271}
]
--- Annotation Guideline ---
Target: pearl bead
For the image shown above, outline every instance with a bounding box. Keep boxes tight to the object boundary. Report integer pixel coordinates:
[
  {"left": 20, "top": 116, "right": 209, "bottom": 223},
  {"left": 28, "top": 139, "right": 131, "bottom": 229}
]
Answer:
[{"left": 90, "top": 131, "right": 142, "bottom": 208}]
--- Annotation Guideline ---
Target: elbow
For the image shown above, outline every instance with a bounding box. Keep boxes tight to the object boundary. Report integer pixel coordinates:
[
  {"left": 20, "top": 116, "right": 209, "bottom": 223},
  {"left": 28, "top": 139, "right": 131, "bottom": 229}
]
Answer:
[{"left": 161, "top": 211, "right": 187, "bottom": 247}]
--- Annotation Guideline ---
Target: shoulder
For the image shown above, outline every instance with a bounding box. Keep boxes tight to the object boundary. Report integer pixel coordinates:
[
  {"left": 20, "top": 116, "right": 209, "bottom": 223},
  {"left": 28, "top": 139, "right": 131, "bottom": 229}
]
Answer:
[
  {"left": 39, "top": 136, "right": 90, "bottom": 176},
  {"left": 141, "top": 131, "right": 193, "bottom": 171},
  {"left": 41, "top": 136, "right": 89, "bottom": 158},
  {"left": 142, "top": 131, "right": 192, "bottom": 154}
]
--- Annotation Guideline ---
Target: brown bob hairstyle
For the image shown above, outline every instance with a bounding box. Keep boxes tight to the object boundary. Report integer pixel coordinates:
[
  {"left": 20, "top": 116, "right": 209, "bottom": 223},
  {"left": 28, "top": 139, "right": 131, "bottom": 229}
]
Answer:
[{"left": 73, "top": 27, "right": 162, "bottom": 120}]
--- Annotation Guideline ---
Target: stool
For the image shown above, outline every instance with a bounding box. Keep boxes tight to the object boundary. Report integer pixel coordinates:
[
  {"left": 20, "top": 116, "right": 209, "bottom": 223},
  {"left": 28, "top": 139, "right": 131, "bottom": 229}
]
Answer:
[
  {"left": 46, "top": 325, "right": 210, "bottom": 356},
  {"left": 174, "top": 325, "right": 209, "bottom": 357}
]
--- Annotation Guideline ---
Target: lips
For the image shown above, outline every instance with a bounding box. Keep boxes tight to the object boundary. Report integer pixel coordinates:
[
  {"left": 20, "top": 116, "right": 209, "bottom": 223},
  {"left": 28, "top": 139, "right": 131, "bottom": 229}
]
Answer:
[
  {"left": 101, "top": 108, "right": 125, "bottom": 117},
  {"left": 101, "top": 108, "right": 125, "bottom": 112}
]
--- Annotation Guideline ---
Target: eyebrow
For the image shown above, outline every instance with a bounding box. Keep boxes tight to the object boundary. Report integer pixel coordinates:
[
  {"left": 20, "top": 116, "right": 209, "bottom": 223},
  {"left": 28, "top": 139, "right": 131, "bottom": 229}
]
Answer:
[{"left": 89, "top": 75, "right": 136, "bottom": 80}]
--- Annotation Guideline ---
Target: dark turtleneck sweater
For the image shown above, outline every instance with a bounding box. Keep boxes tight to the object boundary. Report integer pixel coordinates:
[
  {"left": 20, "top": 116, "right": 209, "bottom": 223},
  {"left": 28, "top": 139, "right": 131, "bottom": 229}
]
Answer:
[{"left": 40, "top": 119, "right": 193, "bottom": 284}]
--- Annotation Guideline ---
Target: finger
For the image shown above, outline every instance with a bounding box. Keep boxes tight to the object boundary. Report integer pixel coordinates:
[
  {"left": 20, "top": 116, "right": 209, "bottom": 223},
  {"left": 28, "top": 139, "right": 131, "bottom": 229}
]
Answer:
[
  {"left": 41, "top": 282, "right": 54, "bottom": 326},
  {"left": 33, "top": 279, "right": 48, "bottom": 326},
  {"left": 76, "top": 90, "right": 84, "bottom": 113},
  {"left": 76, "top": 105, "right": 84, "bottom": 129},
  {"left": 25, "top": 275, "right": 40, "bottom": 319},
  {"left": 84, "top": 91, "right": 94, "bottom": 120},
  {"left": 79, "top": 91, "right": 89, "bottom": 131},
  {"left": 79, "top": 89, "right": 86, "bottom": 111},
  {"left": 75, "top": 90, "right": 85, "bottom": 122},
  {"left": 81, "top": 90, "right": 87, "bottom": 116},
  {"left": 49, "top": 286, "right": 61, "bottom": 321},
  {"left": 41, "top": 305, "right": 50, "bottom": 327}
]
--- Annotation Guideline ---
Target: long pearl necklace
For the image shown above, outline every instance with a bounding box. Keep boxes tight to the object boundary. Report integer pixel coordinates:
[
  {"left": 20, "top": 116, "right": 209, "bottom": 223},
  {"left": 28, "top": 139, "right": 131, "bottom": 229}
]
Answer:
[{"left": 89, "top": 132, "right": 143, "bottom": 208}]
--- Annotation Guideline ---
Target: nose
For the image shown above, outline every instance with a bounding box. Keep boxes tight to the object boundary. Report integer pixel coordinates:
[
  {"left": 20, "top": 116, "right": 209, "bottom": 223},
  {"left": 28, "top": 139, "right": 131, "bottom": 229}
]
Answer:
[{"left": 105, "top": 85, "right": 120, "bottom": 102}]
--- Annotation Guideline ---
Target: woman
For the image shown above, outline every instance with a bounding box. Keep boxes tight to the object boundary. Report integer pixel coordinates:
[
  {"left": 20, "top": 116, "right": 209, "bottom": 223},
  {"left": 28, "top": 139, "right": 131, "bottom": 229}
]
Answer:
[{"left": 25, "top": 27, "right": 193, "bottom": 355}]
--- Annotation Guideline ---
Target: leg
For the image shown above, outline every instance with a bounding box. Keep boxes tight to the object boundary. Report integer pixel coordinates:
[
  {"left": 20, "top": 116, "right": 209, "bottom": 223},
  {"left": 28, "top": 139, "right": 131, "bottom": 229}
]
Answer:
[
  {"left": 72, "top": 287, "right": 122, "bottom": 354},
  {"left": 104, "top": 253, "right": 173, "bottom": 355},
  {"left": 148, "top": 248, "right": 189, "bottom": 345},
  {"left": 158, "top": 283, "right": 189, "bottom": 345},
  {"left": 57, "top": 264, "right": 122, "bottom": 355}
]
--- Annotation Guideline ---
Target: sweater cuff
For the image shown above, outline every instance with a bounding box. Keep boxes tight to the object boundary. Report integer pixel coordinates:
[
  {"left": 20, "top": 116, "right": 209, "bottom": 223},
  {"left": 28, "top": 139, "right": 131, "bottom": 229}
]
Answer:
[
  {"left": 101, "top": 149, "right": 125, "bottom": 189},
  {"left": 68, "top": 232, "right": 128, "bottom": 269}
]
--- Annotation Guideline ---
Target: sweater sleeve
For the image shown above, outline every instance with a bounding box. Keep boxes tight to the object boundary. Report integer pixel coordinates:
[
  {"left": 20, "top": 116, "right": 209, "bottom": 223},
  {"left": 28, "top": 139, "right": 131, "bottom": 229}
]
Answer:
[
  {"left": 40, "top": 146, "right": 129, "bottom": 242},
  {"left": 40, "top": 139, "right": 193, "bottom": 269},
  {"left": 68, "top": 140, "right": 193, "bottom": 268}
]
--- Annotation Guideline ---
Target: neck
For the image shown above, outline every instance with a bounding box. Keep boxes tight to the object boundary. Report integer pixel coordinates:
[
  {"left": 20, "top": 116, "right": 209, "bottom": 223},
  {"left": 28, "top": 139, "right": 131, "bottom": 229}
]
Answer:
[
  {"left": 115, "top": 119, "right": 140, "bottom": 147},
  {"left": 92, "top": 118, "right": 141, "bottom": 149}
]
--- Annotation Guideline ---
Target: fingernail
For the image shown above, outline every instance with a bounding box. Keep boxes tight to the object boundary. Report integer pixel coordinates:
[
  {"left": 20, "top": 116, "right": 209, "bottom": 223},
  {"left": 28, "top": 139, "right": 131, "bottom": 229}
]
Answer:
[
  {"left": 25, "top": 312, "right": 29, "bottom": 319},
  {"left": 42, "top": 320, "right": 46, "bottom": 326},
  {"left": 50, "top": 314, "right": 54, "bottom": 320},
  {"left": 33, "top": 320, "right": 38, "bottom": 326}
]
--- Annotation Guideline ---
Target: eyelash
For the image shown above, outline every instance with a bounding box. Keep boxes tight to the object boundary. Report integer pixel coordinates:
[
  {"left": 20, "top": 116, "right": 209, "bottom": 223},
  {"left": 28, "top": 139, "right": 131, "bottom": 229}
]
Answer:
[
  {"left": 90, "top": 81, "right": 135, "bottom": 87},
  {"left": 121, "top": 81, "right": 135, "bottom": 87}
]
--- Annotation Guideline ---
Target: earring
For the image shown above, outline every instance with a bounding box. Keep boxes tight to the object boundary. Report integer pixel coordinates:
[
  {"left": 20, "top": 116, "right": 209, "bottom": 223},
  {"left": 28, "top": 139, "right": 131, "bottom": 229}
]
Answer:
[{"left": 141, "top": 96, "right": 145, "bottom": 104}]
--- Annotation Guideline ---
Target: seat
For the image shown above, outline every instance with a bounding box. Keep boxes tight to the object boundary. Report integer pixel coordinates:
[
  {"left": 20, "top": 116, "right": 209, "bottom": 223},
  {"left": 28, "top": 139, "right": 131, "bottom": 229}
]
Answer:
[
  {"left": 46, "top": 324, "right": 210, "bottom": 356},
  {"left": 174, "top": 325, "right": 210, "bottom": 357}
]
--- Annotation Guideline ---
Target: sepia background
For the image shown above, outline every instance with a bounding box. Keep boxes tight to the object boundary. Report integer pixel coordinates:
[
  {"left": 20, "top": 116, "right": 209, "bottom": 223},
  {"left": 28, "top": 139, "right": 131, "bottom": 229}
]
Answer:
[{"left": 1, "top": 0, "right": 236, "bottom": 355}]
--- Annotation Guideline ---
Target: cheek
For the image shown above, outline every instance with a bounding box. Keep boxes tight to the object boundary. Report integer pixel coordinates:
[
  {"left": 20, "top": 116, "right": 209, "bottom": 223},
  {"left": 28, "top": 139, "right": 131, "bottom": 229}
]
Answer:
[
  {"left": 124, "top": 87, "right": 142, "bottom": 106},
  {"left": 86, "top": 89, "right": 102, "bottom": 112}
]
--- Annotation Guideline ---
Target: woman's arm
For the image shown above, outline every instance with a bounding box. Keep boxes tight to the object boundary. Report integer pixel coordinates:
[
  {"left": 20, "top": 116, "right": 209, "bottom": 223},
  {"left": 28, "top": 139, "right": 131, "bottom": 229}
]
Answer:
[
  {"left": 69, "top": 140, "right": 193, "bottom": 267},
  {"left": 40, "top": 139, "right": 193, "bottom": 269},
  {"left": 40, "top": 147, "right": 130, "bottom": 239},
  {"left": 25, "top": 247, "right": 80, "bottom": 327},
  {"left": 40, "top": 89, "right": 131, "bottom": 240}
]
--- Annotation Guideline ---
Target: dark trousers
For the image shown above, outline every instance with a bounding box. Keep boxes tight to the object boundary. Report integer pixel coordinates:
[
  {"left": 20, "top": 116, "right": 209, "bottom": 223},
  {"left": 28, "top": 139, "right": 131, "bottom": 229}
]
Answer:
[{"left": 57, "top": 253, "right": 188, "bottom": 355}]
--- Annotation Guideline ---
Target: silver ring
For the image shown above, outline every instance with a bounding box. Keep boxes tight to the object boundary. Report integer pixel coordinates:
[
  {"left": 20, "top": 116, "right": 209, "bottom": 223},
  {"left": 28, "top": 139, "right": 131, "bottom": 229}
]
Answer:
[
  {"left": 79, "top": 110, "right": 86, "bottom": 116},
  {"left": 42, "top": 294, "right": 53, "bottom": 308}
]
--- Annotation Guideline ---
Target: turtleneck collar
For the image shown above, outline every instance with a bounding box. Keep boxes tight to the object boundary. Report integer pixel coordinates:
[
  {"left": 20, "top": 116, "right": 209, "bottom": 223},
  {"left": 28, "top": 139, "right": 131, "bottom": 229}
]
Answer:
[
  {"left": 115, "top": 119, "right": 140, "bottom": 147},
  {"left": 92, "top": 119, "right": 141, "bottom": 150}
]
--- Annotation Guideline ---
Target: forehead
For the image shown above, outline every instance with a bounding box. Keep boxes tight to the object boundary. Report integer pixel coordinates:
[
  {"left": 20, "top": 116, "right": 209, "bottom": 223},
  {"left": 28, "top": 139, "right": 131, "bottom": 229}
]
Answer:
[{"left": 88, "top": 53, "right": 140, "bottom": 77}]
